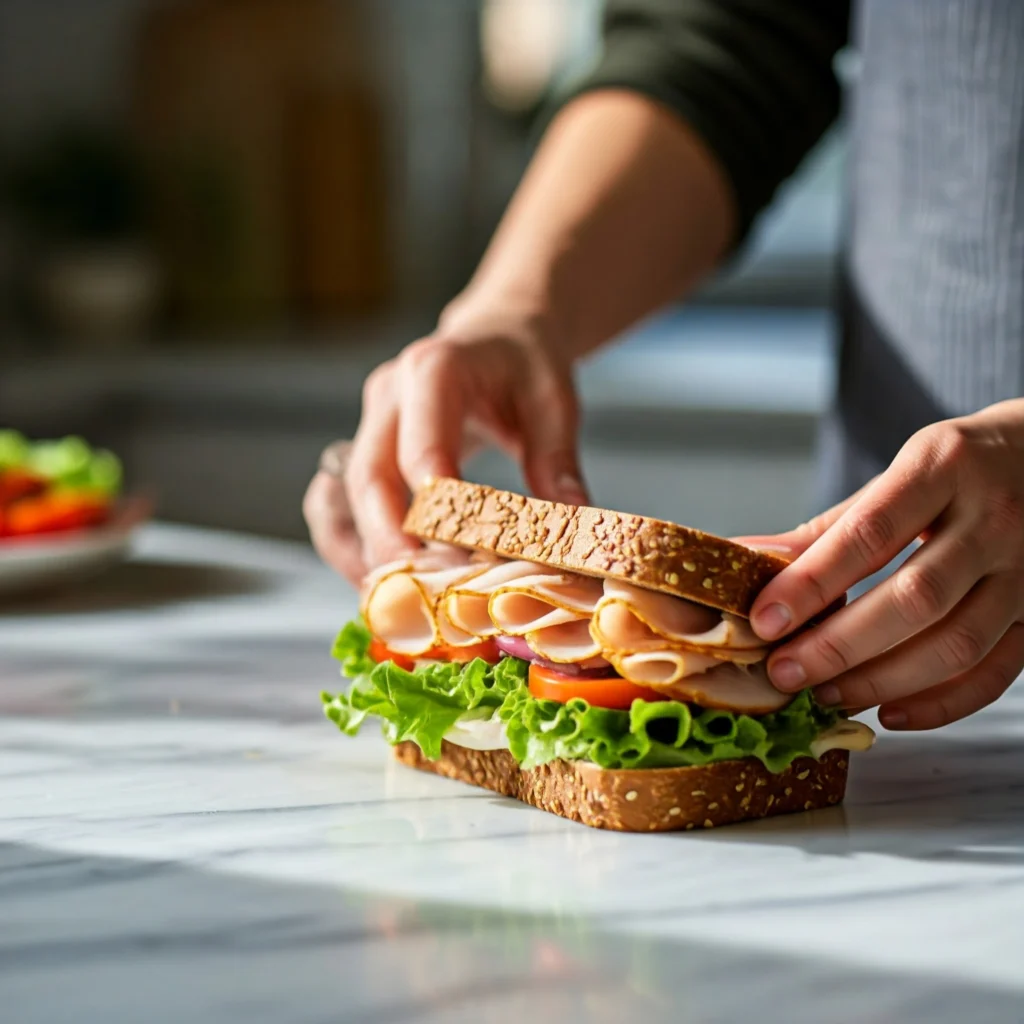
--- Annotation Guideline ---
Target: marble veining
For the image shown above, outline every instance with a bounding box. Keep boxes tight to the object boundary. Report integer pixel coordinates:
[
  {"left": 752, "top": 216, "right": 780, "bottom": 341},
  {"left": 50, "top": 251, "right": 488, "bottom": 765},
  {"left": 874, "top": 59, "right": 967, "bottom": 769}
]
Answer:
[{"left": 1, "top": 526, "right": 1023, "bottom": 1023}]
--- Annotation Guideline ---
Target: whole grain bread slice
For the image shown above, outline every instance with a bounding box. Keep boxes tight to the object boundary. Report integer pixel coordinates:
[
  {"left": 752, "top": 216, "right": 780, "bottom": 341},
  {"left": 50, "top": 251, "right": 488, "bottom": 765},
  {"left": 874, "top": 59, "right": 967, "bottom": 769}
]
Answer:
[
  {"left": 394, "top": 741, "right": 848, "bottom": 832},
  {"left": 403, "top": 477, "right": 788, "bottom": 617}
]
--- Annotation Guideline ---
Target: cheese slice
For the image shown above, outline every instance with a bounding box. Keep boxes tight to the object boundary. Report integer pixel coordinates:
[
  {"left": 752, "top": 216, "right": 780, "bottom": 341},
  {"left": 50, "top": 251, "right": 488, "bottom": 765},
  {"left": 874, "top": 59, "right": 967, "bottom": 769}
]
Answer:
[
  {"left": 809, "top": 719, "right": 876, "bottom": 757},
  {"left": 444, "top": 712, "right": 509, "bottom": 751},
  {"left": 442, "top": 712, "right": 875, "bottom": 760}
]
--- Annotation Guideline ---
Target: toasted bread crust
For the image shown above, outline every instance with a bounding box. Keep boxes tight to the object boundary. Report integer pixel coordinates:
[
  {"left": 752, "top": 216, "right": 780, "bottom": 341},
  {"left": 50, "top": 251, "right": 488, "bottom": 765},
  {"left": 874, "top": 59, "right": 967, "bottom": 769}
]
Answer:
[
  {"left": 393, "top": 741, "right": 848, "bottom": 832},
  {"left": 403, "top": 478, "right": 788, "bottom": 617}
]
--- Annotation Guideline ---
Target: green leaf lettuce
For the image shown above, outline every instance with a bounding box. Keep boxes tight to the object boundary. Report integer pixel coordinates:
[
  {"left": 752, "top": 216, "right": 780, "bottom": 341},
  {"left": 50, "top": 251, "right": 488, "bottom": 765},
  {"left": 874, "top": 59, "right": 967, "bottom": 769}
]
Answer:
[{"left": 322, "top": 620, "right": 840, "bottom": 773}]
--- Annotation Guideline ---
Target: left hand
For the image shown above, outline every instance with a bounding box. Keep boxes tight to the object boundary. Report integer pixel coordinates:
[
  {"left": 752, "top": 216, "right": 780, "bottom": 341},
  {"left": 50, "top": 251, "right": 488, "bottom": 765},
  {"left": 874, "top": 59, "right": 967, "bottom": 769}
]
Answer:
[{"left": 742, "top": 400, "right": 1024, "bottom": 731}]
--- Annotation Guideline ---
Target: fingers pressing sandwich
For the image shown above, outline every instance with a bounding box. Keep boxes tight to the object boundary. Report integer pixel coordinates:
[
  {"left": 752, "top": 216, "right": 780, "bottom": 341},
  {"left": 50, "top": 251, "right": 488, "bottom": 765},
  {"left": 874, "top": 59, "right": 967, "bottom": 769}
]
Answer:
[{"left": 305, "top": 321, "right": 588, "bottom": 585}]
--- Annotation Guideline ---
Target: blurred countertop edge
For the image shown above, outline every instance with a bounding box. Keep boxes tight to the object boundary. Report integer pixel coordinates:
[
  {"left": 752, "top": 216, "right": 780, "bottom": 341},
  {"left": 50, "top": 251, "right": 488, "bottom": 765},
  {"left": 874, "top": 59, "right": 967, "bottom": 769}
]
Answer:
[{"left": 0, "top": 306, "right": 836, "bottom": 446}]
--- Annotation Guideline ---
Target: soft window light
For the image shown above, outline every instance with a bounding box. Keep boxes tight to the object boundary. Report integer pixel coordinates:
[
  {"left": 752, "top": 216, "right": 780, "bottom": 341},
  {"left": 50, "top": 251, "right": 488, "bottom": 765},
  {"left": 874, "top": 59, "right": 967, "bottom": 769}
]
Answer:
[{"left": 480, "top": 0, "right": 574, "bottom": 112}]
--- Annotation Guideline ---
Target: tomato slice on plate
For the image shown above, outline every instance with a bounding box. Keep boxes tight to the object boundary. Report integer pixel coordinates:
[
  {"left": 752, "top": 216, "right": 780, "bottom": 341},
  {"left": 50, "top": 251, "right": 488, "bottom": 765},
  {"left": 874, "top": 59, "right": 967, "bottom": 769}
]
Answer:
[
  {"left": 368, "top": 637, "right": 501, "bottom": 672},
  {"left": 3, "top": 492, "right": 111, "bottom": 537},
  {"left": 0, "top": 469, "right": 47, "bottom": 508},
  {"left": 528, "top": 663, "right": 663, "bottom": 710}
]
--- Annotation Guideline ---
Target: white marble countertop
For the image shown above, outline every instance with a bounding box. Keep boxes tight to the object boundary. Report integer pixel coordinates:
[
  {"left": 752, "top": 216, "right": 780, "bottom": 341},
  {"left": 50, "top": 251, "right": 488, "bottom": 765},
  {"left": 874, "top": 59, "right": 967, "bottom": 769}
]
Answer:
[{"left": 2, "top": 526, "right": 1023, "bottom": 1023}]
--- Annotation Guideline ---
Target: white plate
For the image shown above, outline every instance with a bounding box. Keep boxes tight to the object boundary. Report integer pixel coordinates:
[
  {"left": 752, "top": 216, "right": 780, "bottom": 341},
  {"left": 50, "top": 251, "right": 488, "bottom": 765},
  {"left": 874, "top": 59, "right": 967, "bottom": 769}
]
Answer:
[{"left": 0, "top": 501, "right": 149, "bottom": 598}]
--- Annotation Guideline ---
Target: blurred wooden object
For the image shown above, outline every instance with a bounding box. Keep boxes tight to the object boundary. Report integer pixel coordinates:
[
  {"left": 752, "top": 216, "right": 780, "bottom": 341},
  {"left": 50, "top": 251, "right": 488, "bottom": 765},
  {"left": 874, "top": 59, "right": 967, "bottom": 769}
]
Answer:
[
  {"left": 289, "top": 88, "right": 388, "bottom": 317},
  {"left": 132, "top": 0, "right": 388, "bottom": 330}
]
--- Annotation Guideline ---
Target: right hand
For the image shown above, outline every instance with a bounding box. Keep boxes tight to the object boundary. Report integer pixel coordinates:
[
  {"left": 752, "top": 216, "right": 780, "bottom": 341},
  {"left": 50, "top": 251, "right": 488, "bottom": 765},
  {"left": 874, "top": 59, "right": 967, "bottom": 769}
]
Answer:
[{"left": 303, "top": 304, "right": 588, "bottom": 586}]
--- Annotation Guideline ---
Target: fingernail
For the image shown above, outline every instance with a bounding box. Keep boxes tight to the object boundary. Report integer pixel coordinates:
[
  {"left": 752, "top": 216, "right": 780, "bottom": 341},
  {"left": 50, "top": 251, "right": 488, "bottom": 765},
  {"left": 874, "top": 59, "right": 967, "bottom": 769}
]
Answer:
[
  {"left": 815, "top": 683, "right": 841, "bottom": 707},
  {"left": 881, "top": 709, "right": 908, "bottom": 730},
  {"left": 755, "top": 603, "right": 792, "bottom": 640},
  {"left": 770, "top": 657, "right": 807, "bottom": 690}
]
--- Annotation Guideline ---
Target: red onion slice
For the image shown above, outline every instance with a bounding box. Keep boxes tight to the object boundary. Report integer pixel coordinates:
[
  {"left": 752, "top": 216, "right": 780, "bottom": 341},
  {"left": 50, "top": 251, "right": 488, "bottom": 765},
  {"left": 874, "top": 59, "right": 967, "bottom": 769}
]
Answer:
[
  {"left": 494, "top": 635, "right": 536, "bottom": 662},
  {"left": 495, "top": 636, "right": 617, "bottom": 678}
]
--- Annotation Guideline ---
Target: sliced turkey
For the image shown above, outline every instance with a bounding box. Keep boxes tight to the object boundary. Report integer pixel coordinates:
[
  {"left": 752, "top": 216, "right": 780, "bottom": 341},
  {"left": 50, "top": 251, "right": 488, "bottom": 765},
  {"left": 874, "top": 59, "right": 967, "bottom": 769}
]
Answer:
[
  {"left": 592, "top": 579, "right": 767, "bottom": 658},
  {"left": 641, "top": 660, "right": 789, "bottom": 715},
  {"left": 522, "top": 618, "right": 603, "bottom": 663},
  {"left": 608, "top": 648, "right": 726, "bottom": 687},
  {"left": 489, "top": 571, "right": 603, "bottom": 632},
  {"left": 360, "top": 547, "right": 473, "bottom": 600},
  {"left": 442, "top": 560, "right": 562, "bottom": 637},
  {"left": 362, "top": 555, "right": 492, "bottom": 656},
  {"left": 363, "top": 553, "right": 775, "bottom": 685},
  {"left": 441, "top": 559, "right": 603, "bottom": 661}
]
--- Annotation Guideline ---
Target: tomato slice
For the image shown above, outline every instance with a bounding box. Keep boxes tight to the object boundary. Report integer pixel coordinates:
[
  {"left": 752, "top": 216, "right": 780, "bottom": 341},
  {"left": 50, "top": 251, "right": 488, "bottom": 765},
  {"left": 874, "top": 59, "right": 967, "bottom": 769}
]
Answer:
[
  {"left": 368, "top": 638, "right": 416, "bottom": 672},
  {"left": 0, "top": 469, "right": 47, "bottom": 508},
  {"left": 528, "top": 663, "right": 663, "bottom": 710},
  {"left": 434, "top": 638, "right": 501, "bottom": 664},
  {"left": 368, "top": 637, "right": 501, "bottom": 672},
  {"left": 3, "top": 491, "right": 111, "bottom": 537}
]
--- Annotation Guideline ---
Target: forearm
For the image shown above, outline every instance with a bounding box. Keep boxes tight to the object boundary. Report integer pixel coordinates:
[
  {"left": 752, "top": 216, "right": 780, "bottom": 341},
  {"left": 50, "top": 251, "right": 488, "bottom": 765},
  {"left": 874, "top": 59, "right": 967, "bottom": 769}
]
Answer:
[{"left": 444, "top": 90, "right": 736, "bottom": 362}]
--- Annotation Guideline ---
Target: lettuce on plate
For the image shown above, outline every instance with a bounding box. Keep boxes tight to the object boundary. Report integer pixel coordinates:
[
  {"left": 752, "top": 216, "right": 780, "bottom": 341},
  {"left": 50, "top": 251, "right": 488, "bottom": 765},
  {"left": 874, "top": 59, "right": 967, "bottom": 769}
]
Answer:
[
  {"left": 0, "top": 431, "right": 122, "bottom": 496},
  {"left": 323, "top": 621, "right": 840, "bottom": 773}
]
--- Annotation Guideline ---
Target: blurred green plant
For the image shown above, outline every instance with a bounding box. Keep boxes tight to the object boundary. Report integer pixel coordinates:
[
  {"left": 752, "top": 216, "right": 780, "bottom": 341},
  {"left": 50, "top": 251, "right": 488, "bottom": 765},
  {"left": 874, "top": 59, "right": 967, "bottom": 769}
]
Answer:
[{"left": 2, "top": 125, "right": 144, "bottom": 244}]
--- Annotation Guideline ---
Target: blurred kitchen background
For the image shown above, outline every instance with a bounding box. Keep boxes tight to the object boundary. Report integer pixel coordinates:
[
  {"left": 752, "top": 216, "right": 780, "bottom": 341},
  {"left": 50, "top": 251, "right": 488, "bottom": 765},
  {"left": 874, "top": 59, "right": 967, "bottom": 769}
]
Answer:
[{"left": 0, "top": 0, "right": 845, "bottom": 541}]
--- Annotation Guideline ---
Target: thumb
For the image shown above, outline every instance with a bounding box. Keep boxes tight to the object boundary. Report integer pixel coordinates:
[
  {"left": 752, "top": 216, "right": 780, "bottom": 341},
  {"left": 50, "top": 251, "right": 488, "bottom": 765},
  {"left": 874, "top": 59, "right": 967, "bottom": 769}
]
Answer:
[{"left": 516, "top": 379, "right": 589, "bottom": 506}]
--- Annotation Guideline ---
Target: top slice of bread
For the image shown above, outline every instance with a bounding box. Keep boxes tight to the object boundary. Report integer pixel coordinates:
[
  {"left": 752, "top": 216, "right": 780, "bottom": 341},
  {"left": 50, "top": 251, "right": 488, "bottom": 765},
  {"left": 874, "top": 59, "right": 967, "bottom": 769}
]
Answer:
[{"left": 403, "top": 478, "right": 788, "bottom": 618}]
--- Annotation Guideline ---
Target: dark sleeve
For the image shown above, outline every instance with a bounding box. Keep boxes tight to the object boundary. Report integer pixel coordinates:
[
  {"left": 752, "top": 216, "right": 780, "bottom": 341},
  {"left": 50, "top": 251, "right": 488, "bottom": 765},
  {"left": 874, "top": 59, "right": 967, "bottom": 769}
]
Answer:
[{"left": 565, "top": 0, "right": 851, "bottom": 245}]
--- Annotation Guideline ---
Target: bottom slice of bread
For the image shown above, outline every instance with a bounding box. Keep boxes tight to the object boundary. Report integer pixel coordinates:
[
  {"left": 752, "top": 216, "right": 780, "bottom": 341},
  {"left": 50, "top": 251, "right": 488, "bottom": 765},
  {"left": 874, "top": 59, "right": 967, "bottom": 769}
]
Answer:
[{"left": 393, "top": 741, "right": 849, "bottom": 832}]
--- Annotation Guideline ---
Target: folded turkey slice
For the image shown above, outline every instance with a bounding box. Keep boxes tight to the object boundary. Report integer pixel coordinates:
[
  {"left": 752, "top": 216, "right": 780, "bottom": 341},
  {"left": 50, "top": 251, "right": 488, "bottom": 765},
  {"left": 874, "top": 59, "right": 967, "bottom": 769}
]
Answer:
[
  {"left": 638, "top": 660, "right": 790, "bottom": 714},
  {"left": 608, "top": 648, "right": 726, "bottom": 686},
  {"left": 593, "top": 578, "right": 784, "bottom": 710},
  {"left": 522, "top": 618, "right": 604, "bottom": 663},
  {"left": 364, "top": 550, "right": 787, "bottom": 706},
  {"left": 360, "top": 546, "right": 473, "bottom": 599},
  {"left": 443, "top": 560, "right": 561, "bottom": 637},
  {"left": 362, "top": 551, "right": 495, "bottom": 656},
  {"left": 443, "top": 559, "right": 604, "bottom": 662},
  {"left": 591, "top": 579, "right": 768, "bottom": 661}
]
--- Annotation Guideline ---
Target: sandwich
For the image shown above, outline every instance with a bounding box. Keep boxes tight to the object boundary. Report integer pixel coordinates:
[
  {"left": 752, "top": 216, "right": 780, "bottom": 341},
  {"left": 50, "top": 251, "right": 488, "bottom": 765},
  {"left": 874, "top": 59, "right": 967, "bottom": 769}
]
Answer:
[{"left": 323, "top": 477, "right": 874, "bottom": 832}]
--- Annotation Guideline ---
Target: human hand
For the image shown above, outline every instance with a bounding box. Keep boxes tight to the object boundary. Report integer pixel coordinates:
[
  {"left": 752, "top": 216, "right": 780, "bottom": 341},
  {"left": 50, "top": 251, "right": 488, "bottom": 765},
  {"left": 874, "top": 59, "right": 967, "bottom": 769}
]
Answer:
[
  {"left": 303, "top": 302, "right": 587, "bottom": 586},
  {"left": 744, "top": 400, "right": 1024, "bottom": 730}
]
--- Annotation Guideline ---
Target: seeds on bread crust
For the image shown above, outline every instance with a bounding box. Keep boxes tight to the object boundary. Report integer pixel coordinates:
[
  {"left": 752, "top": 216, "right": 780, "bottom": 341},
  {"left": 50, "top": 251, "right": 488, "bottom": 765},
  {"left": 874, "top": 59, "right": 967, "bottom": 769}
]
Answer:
[
  {"left": 404, "top": 478, "right": 789, "bottom": 617},
  {"left": 393, "top": 741, "right": 849, "bottom": 832}
]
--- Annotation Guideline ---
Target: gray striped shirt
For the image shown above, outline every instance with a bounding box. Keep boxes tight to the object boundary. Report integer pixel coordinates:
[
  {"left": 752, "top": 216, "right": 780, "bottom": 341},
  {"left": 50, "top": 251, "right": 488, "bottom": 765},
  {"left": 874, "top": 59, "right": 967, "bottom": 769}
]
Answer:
[
  {"left": 851, "top": 0, "right": 1024, "bottom": 418},
  {"left": 818, "top": 0, "right": 1024, "bottom": 505},
  {"left": 577, "top": 0, "right": 1024, "bottom": 506}
]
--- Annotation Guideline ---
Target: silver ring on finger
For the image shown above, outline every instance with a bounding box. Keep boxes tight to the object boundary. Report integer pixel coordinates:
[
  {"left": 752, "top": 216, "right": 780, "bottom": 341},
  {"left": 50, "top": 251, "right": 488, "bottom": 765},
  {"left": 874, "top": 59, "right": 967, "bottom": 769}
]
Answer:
[{"left": 318, "top": 439, "right": 353, "bottom": 480}]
